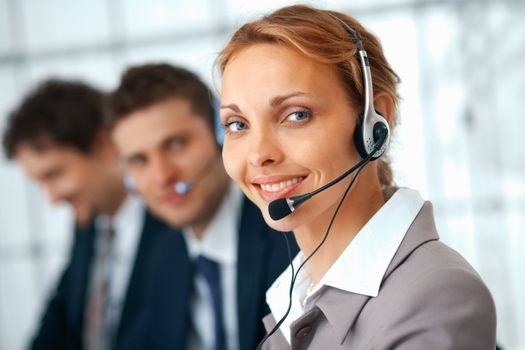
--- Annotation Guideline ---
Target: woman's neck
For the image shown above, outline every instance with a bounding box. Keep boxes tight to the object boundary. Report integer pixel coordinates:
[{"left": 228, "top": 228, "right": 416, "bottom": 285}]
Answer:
[{"left": 293, "top": 171, "right": 386, "bottom": 285}]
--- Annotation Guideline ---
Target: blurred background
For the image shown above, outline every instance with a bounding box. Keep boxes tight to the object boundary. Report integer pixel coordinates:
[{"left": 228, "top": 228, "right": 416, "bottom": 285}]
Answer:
[{"left": 0, "top": 0, "right": 523, "bottom": 349}]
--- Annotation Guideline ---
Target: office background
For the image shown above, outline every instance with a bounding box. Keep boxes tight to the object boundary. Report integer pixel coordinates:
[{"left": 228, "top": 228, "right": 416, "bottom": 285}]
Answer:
[{"left": 0, "top": 0, "right": 523, "bottom": 349}]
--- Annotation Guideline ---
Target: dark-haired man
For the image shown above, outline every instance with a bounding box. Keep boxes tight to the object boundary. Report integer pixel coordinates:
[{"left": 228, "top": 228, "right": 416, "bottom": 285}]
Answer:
[
  {"left": 105, "top": 63, "right": 297, "bottom": 350},
  {"left": 3, "top": 79, "right": 170, "bottom": 350}
]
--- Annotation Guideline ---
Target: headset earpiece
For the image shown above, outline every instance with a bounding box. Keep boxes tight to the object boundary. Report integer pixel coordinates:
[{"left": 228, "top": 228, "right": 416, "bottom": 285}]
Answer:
[{"left": 353, "top": 109, "right": 390, "bottom": 160}]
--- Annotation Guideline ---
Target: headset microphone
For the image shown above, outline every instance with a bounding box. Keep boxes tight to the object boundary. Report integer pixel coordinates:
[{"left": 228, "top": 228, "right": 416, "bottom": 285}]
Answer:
[
  {"left": 174, "top": 181, "right": 193, "bottom": 194},
  {"left": 268, "top": 125, "right": 387, "bottom": 220}
]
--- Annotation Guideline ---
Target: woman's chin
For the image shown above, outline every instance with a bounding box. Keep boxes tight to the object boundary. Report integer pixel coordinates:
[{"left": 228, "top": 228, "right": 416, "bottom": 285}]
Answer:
[{"left": 262, "top": 211, "right": 298, "bottom": 233}]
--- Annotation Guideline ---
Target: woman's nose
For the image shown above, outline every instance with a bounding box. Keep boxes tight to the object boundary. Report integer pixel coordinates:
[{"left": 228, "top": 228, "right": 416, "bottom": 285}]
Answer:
[{"left": 247, "top": 129, "right": 283, "bottom": 167}]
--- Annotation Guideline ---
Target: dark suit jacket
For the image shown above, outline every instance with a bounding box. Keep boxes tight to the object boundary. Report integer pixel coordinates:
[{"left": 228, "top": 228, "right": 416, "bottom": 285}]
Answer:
[
  {"left": 261, "top": 202, "right": 497, "bottom": 349},
  {"left": 134, "top": 196, "right": 298, "bottom": 350},
  {"left": 29, "top": 209, "right": 170, "bottom": 350}
]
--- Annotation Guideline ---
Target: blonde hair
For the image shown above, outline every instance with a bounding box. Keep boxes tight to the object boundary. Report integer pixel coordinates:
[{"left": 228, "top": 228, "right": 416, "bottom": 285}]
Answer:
[{"left": 217, "top": 4, "right": 400, "bottom": 188}]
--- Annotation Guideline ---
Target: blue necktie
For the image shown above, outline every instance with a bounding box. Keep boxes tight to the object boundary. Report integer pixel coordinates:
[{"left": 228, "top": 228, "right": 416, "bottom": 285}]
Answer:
[{"left": 194, "top": 255, "right": 225, "bottom": 350}]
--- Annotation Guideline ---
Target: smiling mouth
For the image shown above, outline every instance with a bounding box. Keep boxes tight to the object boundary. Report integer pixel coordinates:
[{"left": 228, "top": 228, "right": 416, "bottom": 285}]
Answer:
[
  {"left": 254, "top": 176, "right": 306, "bottom": 201},
  {"left": 260, "top": 177, "right": 302, "bottom": 192}
]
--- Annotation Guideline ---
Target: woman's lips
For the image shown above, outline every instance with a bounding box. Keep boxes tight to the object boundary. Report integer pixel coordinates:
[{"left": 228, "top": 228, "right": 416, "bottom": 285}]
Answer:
[{"left": 252, "top": 175, "right": 306, "bottom": 202}]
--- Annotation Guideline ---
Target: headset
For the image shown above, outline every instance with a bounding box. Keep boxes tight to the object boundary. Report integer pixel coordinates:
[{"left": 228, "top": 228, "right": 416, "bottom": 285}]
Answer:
[
  {"left": 257, "top": 14, "right": 391, "bottom": 349},
  {"left": 339, "top": 21, "right": 390, "bottom": 160}
]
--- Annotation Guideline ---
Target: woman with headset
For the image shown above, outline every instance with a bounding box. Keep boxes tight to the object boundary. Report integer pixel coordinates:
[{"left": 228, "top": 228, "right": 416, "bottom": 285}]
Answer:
[{"left": 217, "top": 5, "right": 496, "bottom": 349}]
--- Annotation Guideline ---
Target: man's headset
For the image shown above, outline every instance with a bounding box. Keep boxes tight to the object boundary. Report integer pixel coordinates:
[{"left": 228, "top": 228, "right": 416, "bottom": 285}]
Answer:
[{"left": 257, "top": 14, "right": 390, "bottom": 349}]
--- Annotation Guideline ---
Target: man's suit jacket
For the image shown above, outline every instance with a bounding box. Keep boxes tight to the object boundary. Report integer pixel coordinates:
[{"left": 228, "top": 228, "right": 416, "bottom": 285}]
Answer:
[
  {"left": 29, "top": 209, "right": 170, "bottom": 350},
  {"left": 135, "top": 196, "right": 298, "bottom": 350},
  {"left": 262, "top": 202, "right": 497, "bottom": 350}
]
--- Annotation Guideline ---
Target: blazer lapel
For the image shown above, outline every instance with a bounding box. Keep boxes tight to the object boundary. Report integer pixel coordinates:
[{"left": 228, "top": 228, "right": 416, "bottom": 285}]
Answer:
[
  {"left": 262, "top": 313, "right": 293, "bottom": 350},
  {"left": 152, "top": 228, "right": 193, "bottom": 349},
  {"left": 70, "top": 223, "right": 96, "bottom": 339},
  {"left": 116, "top": 210, "right": 167, "bottom": 342},
  {"left": 315, "top": 287, "right": 371, "bottom": 344},
  {"left": 237, "top": 197, "right": 268, "bottom": 350}
]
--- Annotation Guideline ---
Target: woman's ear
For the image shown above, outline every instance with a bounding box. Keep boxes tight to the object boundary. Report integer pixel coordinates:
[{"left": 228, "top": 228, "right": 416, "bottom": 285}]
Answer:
[{"left": 374, "top": 92, "right": 395, "bottom": 126}]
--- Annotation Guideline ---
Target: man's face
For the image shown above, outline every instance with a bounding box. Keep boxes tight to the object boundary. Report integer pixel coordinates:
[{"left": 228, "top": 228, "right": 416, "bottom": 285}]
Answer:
[
  {"left": 112, "top": 98, "right": 228, "bottom": 229},
  {"left": 16, "top": 144, "right": 116, "bottom": 226}
]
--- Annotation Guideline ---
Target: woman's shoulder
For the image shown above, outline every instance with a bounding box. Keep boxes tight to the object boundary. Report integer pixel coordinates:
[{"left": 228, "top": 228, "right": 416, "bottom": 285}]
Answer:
[
  {"left": 391, "top": 238, "right": 491, "bottom": 298},
  {"left": 379, "top": 239, "right": 494, "bottom": 327},
  {"left": 384, "top": 198, "right": 491, "bottom": 299},
  {"left": 361, "top": 240, "right": 497, "bottom": 348}
]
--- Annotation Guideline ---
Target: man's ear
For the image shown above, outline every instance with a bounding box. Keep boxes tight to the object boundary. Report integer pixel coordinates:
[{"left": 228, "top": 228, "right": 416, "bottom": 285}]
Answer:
[{"left": 93, "top": 130, "right": 117, "bottom": 160}]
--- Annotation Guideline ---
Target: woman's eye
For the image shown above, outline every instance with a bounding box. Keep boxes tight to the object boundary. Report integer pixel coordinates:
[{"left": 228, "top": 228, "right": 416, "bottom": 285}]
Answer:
[
  {"left": 286, "top": 110, "right": 311, "bottom": 122},
  {"left": 224, "top": 120, "right": 248, "bottom": 133}
]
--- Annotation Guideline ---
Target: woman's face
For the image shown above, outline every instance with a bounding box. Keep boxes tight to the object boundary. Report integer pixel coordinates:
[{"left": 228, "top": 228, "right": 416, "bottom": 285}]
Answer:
[{"left": 220, "top": 43, "right": 362, "bottom": 232}]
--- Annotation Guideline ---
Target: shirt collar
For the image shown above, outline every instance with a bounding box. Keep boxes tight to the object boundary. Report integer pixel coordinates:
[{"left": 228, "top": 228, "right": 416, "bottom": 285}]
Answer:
[
  {"left": 266, "top": 188, "right": 424, "bottom": 343},
  {"left": 183, "top": 182, "right": 242, "bottom": 266},
  {"left": 316, "top": 187, "right": 424, "bottom": 297}
]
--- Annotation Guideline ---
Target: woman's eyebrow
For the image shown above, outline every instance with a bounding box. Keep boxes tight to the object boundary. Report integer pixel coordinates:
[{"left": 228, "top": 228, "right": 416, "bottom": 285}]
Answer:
[
  {"left": 269, "top": 91, "right": 309, "bottom": 107},
  {"left": 220, "top": 103, "right": 241, "bottom": 113},
  {"left": 220, "top": 91, "right": 311, "bottom": 113}
]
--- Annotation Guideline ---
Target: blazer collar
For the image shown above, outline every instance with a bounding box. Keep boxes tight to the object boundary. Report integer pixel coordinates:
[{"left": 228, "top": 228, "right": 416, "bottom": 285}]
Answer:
[{"left": 315, "top": 201, "right": 439, "bottom": 344}]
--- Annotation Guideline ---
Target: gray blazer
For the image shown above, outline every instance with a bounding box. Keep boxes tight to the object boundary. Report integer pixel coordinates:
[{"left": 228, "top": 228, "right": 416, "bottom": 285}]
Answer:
[{"left": 262, "top": 202, "right": 497, "bottom": 349}]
